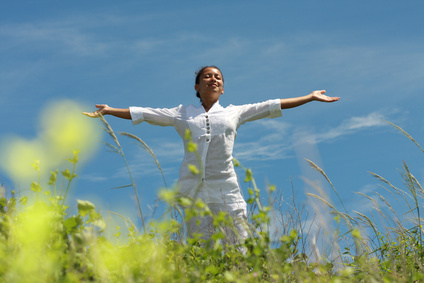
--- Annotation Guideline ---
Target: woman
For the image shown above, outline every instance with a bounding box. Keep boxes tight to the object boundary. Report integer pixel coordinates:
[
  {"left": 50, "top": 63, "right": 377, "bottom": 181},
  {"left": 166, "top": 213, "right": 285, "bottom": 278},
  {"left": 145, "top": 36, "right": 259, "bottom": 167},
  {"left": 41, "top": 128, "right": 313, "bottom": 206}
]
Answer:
[{"left": 83, "top": 66, "right": 339, "bottom": 246}]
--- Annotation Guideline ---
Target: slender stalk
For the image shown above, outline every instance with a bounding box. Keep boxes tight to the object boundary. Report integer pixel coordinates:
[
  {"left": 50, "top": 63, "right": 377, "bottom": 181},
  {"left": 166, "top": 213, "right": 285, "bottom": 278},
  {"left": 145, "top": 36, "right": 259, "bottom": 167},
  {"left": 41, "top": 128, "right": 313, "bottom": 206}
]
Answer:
[
  {"left": 385, "top": 121, "right": 424, "bottom": 154},
  {"left": 402, "top": 162, "right": 423, "bottom": 256},
  {"left": 120, "top": 148, "right": 146, "bottom": 232},
  {"left": 99, "top": 115, "right": 146, "bottom": 233},
  {"left": 62, "top": 162, "right": 76, "bottom": 206},
  {"left": 306, "top": 159, "right": 348, "bottom": 214},
  {"left": 120, "top": 132, "right": 168, "bottom": 188}
]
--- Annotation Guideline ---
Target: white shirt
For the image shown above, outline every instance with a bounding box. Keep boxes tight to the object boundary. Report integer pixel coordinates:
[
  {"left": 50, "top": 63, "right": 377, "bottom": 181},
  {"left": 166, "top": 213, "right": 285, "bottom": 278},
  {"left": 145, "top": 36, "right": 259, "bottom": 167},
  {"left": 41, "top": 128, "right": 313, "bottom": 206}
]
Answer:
[{"left": 129, "top": 99, "right": 282, "bottom": 206}]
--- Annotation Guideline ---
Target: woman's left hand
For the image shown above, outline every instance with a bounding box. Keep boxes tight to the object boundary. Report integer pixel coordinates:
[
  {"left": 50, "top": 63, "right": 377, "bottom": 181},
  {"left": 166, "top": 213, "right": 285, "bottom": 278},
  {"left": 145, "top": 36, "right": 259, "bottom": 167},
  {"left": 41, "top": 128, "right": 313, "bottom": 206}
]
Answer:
[{"left": 310, "top": 90, "right": 340, "bottom": 102}]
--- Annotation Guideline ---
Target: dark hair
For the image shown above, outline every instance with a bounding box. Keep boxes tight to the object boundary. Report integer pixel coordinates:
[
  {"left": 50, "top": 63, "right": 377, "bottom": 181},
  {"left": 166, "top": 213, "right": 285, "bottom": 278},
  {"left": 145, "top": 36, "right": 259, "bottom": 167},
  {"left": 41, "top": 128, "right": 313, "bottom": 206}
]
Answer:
[{"left": 195, "top": 65, "right": 224, "bottom": 102}]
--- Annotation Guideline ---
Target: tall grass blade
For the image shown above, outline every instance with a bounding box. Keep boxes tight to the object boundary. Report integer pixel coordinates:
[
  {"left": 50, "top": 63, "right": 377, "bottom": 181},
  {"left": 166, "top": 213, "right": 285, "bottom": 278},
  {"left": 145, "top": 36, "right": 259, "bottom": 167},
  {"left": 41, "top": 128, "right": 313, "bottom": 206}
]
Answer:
[
  {"left": 386, "top": 121, "right": 424, "bottom": 154},
  {"left": 306, "top": 159, "right": 347, "bottom": 214},
  {"left": 99, "top": 115, "right": 146, "bottom": 233},
  {"left": 102, "top": 142, "right": 122, "bottom": 155},
  {"left": 111, "top": 184, "right": 134, "bottom": 190},
  {"left": 306, "top": 193, "right": 336, "bottom": 211},
  {"left": 119, "top": 132, "right": 168, "bottom": 188},
  {"left": 354, "top": 211, "right": 378, "bottom": 236},
  {"left": 369, "top": 171, "right": 412, "bottom": 209},
  {"left": 100, "top": 115, "right": 121, "bottom": 148},
  {"left": 106, "top": 210, "right": 139, "bottom": 233},
  {"left": 401, "top": 161, "right": 423, "bottom": 251},
  {"left": 374, "top": 192, "right": 400, "bottom": 229},
  {"left": 329, "top": 210, "right": 356, "bottom": 230}
]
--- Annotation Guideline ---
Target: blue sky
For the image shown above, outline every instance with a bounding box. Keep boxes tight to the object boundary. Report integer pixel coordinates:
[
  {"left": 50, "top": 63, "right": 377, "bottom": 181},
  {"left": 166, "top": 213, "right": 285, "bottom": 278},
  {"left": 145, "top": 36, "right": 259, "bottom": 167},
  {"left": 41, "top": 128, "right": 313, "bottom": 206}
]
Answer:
[{"left": 1, "top": 1, "right": 424, "bottom": 235}]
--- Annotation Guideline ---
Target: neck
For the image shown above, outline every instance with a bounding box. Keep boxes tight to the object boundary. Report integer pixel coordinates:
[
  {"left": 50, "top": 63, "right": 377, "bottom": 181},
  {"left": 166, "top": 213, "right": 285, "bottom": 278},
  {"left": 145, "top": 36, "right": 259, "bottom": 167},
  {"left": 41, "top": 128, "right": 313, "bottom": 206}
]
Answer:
[{"left": 202, "top": 100, "right": 218, "bottom": 112}]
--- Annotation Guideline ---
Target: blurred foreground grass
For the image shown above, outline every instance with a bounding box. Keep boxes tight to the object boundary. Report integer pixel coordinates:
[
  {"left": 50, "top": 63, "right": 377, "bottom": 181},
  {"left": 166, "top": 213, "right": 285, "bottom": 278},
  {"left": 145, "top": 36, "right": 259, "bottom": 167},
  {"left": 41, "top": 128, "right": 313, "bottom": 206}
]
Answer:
[{"left": 1, "top": 121, "right": 424, "bottom": 282}]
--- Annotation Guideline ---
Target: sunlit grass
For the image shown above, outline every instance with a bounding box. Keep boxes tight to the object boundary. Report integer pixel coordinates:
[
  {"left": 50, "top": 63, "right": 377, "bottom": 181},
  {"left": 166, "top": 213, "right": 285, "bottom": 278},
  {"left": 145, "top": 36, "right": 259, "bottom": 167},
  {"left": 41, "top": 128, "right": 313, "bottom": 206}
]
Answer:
[
  {"left": 1, "top": 119, "right": 424, "bottom": 282},
  {"left": 0, "top": 99, "right": 101, "bottom": 181}
]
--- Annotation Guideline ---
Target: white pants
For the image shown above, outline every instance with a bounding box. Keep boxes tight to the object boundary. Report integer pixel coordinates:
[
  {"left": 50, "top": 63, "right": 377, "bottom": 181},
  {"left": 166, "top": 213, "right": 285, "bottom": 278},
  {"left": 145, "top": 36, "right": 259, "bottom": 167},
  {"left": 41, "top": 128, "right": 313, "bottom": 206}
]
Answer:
[{"left": 185, "top": 203, "right": 248, "bottom": 247}]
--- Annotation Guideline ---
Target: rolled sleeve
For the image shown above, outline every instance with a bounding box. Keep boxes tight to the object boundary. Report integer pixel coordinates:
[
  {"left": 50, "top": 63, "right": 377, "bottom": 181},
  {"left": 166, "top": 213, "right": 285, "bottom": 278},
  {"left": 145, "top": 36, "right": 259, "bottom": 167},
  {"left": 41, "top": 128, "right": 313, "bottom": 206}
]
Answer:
[
  {"left": 235, "top": 99, "right": 282, "bottom": 126},
  {"left": 129, "top": 107, "right": 145, "bottom": 125},
  {"left": 268, "top": 99, "right": 283, "bottom": 118},
  {"left": 129, "top": 105, "right": 182, "bottom": 127}
]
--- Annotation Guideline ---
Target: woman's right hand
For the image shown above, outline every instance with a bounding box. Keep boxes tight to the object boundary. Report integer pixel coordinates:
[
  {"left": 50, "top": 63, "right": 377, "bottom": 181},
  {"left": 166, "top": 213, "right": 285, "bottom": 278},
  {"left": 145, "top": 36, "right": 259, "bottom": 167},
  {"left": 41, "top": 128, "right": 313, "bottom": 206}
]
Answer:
[{"left": 82, "top": 104, "right": 110, "bottom": 118}]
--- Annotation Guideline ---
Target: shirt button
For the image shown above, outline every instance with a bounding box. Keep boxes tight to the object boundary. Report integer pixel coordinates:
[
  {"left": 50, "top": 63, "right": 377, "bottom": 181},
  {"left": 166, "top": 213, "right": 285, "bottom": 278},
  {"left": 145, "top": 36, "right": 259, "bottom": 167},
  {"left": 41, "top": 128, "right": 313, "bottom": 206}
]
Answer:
[
  {"left": 206, "top": 131, "right": 210, "bottom": 134},
  {"left": 207, "top": 126, "right": 210, "bottom": 130},
  {"left": 205, "top": 115, "right": 208, "bottom": 119},
  {"left": 206, "top": 138, "right": 210, "bottom": 142}
]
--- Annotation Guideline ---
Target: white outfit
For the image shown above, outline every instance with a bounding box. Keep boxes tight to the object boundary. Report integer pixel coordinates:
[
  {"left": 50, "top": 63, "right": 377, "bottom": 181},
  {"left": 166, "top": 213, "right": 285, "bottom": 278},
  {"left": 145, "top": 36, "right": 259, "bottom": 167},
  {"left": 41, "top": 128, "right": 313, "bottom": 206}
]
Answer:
[{"left": 130, "top": 99, "right": 282, "bottom": 243}]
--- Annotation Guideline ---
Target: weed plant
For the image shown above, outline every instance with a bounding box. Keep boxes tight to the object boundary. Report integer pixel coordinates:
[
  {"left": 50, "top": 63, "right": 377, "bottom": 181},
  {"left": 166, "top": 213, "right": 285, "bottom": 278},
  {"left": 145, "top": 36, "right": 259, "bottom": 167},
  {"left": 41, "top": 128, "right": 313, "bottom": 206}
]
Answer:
[{"left": 1, "top": 121, "right": 423, "bottom": 282}]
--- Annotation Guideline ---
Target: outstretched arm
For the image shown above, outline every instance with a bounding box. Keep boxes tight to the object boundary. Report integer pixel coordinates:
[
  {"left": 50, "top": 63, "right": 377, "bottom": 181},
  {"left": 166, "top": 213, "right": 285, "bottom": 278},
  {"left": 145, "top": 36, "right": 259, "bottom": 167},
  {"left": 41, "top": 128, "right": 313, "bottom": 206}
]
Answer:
[
  {"left": 280, "top": 90, "right": 340, "bottom": 109},
  {"left": 82, "top": 104, "right": 132, "bottom": 119}
]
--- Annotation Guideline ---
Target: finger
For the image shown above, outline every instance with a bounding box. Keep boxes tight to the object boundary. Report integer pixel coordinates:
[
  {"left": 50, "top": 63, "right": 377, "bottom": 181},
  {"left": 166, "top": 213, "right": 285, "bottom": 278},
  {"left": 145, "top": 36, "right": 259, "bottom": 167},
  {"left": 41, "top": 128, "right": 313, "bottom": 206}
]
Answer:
[
  {"left": 82, "top": 111, "right": 99, "bottom": 118},
  {"left": 328, "top": 96, "right": 340, "bottom": 102}
]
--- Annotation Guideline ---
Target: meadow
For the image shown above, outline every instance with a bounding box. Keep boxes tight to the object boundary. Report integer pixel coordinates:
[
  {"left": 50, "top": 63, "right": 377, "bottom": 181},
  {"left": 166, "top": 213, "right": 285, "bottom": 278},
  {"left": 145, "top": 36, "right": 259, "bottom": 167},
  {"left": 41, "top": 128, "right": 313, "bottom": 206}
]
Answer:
[{"left": 1, "top": 118, "right": 423, "bottom": 282}]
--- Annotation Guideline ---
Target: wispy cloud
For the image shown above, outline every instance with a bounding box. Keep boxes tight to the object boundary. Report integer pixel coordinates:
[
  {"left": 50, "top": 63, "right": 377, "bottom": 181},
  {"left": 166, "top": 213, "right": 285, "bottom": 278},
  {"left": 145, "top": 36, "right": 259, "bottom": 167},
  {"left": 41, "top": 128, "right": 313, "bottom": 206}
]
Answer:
[
  {"left": 298, "top": 112, "right": 387, "bottom": 145},
  {"left": 234, "top": 119, "right": 292, "bottom": 161},
  {"left": 107, "top": 141, "right": 182, "bottom": 181},
  {"left": 1, "top": 22, "right": 106, "bottom": 56},
  {"left": 235, "top": 111, "right": 389, "bottom": 161}
]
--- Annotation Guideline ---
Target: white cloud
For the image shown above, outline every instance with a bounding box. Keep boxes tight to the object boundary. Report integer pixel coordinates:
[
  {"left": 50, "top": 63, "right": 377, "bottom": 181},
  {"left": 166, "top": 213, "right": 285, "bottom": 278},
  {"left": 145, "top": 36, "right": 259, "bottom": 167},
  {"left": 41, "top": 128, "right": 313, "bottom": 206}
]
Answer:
[
  {"left": 0, "top": 22, "right": 107, "bottom": 56},
  {"left": 298, "top": 111, "right": 387, "bottom": 145},
  {"left": 235, "top": 111, "right": 389, "bottom": 161},
  {"left": 344, "top": 112, "right": 387, "bottom": 130},
  {"left": 234, "top": 119, "right": 292, "bottom": 161}
]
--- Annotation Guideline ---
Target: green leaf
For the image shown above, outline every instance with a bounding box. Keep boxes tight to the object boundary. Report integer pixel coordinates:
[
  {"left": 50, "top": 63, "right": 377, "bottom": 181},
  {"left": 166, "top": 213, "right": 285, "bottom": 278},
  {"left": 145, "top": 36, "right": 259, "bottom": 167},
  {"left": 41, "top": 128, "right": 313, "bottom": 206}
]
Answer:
[
  {"left": 194, "top": 198, "right": 206, "bottom": 209},
  {"left": 244, "top": 169, "right": 252, "bottom": 182},
  {"left": 64, "top": 216, "right": 80, "bottom": 233},
  {"left": 30, "top": 181, "right": 42, "bottom": 192},
  {"left": 351, "top": 228, "right": 361, "bottom": 239},
  {"left": 188, "top": 164, "right": 200, "bottom": 175},
  {"left": 62, "top": 169, "right": 78, "bottom": 181},
  {"left": 67, "top": 150, "right": 80, "bottom": 164},
  {"left": 187, "top": 141, "right": 197, "bottom": 152},
  {"left": 179, "top": 197, "right": 192, "bottom": 207},
  {"left": 289, "top": 229, "right": 298, "bottom": 240},
  {"left": 159, "top": 190, "right": 177, "bottom": 202},
  {"left": 48, "top": 169, "right": 58, "bottom": 185},
  {"left": 184, "top": 129, "right": 192, "bottom": 141},
  {"left": 211, "top": 231, "right": 225, "bottom": 241},
  {"left": 0, "top": 197, "right": 6, "bottom": 208},
  {"left": 19, "top": 196, "right": 28, "bottom": 205},
  {"left": 31, "top": 159, "right": 40, "bottom": 171},
  {"left": 77, "top": 200, "right": 96, "bottom": 217},
  {"left": 62, "top": 169, "right": 71, "bottom": 179}
]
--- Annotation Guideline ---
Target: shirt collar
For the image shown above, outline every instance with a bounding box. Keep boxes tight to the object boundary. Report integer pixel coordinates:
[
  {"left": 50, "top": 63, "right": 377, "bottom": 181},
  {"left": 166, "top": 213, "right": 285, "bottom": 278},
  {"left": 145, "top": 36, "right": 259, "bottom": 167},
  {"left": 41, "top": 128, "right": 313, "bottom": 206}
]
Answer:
[{"left": 199, "top": 100, "right": 222, "bottom": 113}]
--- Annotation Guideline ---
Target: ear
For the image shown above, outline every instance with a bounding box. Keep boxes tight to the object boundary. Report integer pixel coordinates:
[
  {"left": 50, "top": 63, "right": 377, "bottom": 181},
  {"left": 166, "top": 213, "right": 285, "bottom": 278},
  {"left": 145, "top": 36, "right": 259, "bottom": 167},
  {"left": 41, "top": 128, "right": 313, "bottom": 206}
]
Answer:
[
  {"left": 194, "top": 84, "right": 199, "bottom": 92},
  {"left": 221, "top": 87, "right": 224, "bottom": 95}
]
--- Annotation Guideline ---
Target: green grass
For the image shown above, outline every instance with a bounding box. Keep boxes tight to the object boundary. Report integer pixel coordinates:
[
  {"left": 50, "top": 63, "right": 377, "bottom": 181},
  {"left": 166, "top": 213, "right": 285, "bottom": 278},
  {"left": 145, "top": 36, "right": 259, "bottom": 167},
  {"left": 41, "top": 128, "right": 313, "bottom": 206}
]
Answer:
[{"left": 1, "top": 121, "right": 423, "bottom": 282}]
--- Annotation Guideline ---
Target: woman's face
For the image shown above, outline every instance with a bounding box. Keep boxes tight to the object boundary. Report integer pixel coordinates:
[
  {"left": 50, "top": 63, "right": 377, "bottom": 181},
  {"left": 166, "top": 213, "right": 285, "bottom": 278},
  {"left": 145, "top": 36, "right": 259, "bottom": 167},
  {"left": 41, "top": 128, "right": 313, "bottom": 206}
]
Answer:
[{"left": 195, "top": 67, "right": 224, "bottom": 103}]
